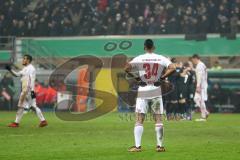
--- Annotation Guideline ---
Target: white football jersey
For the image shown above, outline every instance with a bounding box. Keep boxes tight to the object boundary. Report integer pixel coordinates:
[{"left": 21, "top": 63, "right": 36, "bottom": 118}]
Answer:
[
  {"left": 130, "top": 53, "right": 171, "bottom": 98},
  {"left": 18, "top": 64, "right": 36, "bottom": 91},
  {"left": 195, "top": 61, "right": 208, "bottom": 89}
]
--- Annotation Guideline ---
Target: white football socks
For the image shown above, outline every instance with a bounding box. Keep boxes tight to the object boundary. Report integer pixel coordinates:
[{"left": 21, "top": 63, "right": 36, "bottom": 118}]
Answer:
[
  {"left": 35, "top": 107, "right": 45, "bottom": 121},
  {"left": 155, "top": 123, "right": 164, "bottom": 147},
  {"left": 134, "top": 123, "right": 143, "bottom": 147},
  {"left": 200, "top": 101, "right": 209, "bottom": 119},
  {"left": 15, "top": 108, "right": 24, "bottom": 123}
]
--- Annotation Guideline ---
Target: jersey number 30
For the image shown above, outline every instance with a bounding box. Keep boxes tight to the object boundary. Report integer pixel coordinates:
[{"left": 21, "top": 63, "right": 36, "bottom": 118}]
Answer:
[{"left": 143, "top": 63, "right": 159, "bottom": 79}]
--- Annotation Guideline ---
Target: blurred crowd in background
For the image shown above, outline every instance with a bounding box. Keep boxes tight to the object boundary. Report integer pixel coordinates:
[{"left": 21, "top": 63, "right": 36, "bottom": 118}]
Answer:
[{"left": 0, "top": 0, "right": 240, "bottom": 36}]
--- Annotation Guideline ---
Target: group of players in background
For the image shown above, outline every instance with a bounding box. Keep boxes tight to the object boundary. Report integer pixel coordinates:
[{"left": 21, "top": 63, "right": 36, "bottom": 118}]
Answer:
[
  {"left": 165, "top": 55, "right": 209, "bottom": 122},
  {"left": 165, "top": 57, "right": 197, "bottom": 121}
]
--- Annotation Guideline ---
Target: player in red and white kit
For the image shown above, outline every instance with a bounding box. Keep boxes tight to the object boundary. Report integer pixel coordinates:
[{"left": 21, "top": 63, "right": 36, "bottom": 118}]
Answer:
[
  {"left": 191, "top": 54, "right": 209, "bottom": 121},
  {"left": 6, "top": 55, "right": 48, "bottom": 127},
  {"left": 125, "top": 39, "right": 175, "bottom": 152}
]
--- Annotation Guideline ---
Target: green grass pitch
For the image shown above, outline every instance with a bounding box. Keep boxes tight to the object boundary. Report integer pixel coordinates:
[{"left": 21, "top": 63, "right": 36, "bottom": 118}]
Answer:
[{"left": 0, "top": 111, "right": 240, "bottom": 160}]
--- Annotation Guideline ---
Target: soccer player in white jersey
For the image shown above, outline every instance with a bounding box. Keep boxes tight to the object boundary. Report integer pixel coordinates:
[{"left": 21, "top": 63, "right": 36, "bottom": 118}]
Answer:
[
  {"left": 191, "top": 54, "right": 209, "bottom": 122},
  {"left": 125, "top": 39, "right": 175, "bottom": 152},
  {"left": 6, "top": 55, "right": 48, "bottom": 127}
]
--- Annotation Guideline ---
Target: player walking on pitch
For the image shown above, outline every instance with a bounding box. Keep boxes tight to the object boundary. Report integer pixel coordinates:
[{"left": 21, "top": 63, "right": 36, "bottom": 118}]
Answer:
[
  {"left": 191, "top": 54, "right": 209, "bottom": 121},
  {"left": 6, "top": 55, "right": 48, "bottom": 127},
  {"left": 125, "top": 39, "right": 175, "bottom": 152}
]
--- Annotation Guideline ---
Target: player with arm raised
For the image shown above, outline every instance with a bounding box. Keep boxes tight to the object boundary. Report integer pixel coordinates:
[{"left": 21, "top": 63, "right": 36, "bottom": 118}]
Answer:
[
  {"left": 125, "top": 39, "right": 175, "bottom": 152},
  {"left": 6, "top": 54, "right": 48, "bottom": 127},
  {"left": 191, "top": 54, "right": 209, "bottom": 122}
]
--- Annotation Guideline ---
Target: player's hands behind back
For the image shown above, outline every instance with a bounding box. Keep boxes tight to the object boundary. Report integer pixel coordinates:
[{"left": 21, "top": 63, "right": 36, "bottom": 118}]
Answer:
[
  {"left": 153, "top": 81, "right": 162, "bottom": 87},
  {"left": 154, "top": 76, "right": 167, "bottom": 87},
  {"left": 137, "top": 81, "right": 147, "bottom": 87}
]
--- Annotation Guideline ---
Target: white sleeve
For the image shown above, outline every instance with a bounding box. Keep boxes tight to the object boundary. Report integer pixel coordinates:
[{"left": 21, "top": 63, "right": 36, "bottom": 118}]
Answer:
[
  {"left": 129, "top": 57, "right": 139, "bottom": 68},
  {"left": 10, "top": 69, "right": 23, "bottom": 77},
  {"left": 161, "top": 56, "right": 172, "bottom": 68}
]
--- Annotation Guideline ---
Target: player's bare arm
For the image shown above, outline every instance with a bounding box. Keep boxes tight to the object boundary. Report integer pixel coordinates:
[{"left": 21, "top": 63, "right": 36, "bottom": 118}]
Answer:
[
  {"left": 161, "top": 63, "right": 176, "bottom": 79},
  {"left": 124, "top": 62, "right": 132, "bottom": 73},
  {"left": 124, "top": 62, "right": 135, "bottom": 78},
  {"left": 124, "top": 62, "right": 142, "bottom": 82}
]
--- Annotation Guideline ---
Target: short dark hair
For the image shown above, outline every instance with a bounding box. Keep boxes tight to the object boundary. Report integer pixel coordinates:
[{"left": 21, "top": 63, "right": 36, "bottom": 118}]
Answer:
[
  {"left": 24, "top": 54, "right": 33, "bottom": 62},
  {"left": 192, "top": 54, "right": 200, "bottom": 59},
  {"left": 144, "top": 39, "right": 154, "bottom": 49},
  {"left": 171, "top": 57, "right": 177, "bottom": 63}
]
